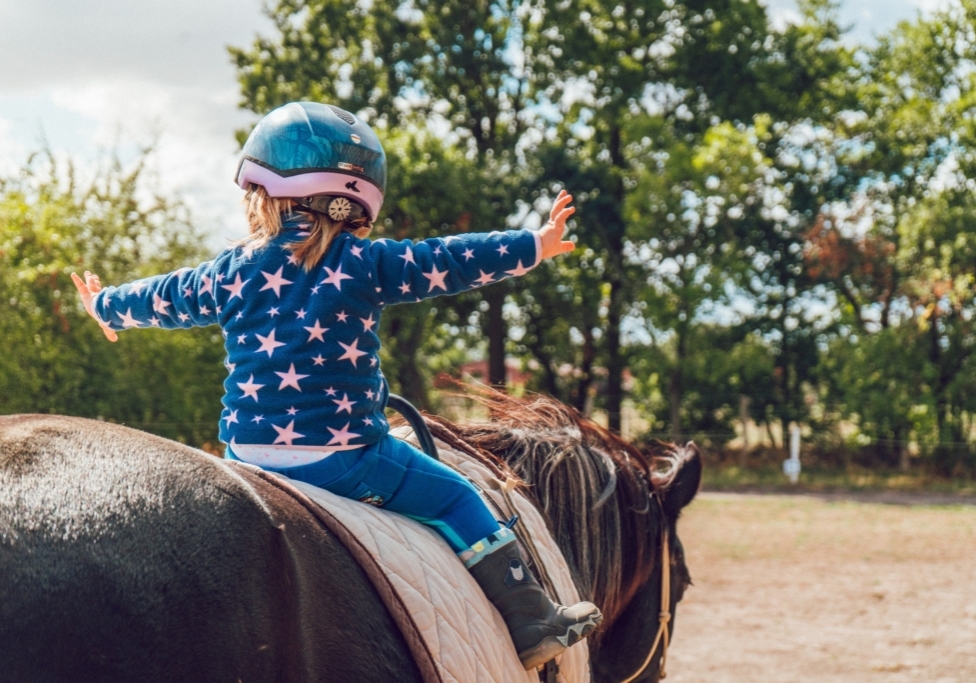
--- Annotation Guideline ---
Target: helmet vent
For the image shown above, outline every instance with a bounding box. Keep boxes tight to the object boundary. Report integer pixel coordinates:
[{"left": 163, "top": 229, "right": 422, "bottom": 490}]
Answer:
[{"left": 328, "top": 105, "right": 356, "bottom": 126}]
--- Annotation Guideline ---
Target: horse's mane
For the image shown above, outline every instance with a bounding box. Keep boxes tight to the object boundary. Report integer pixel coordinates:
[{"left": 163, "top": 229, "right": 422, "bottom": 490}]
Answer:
[{"left": 419, "top": 389, "right": 691, "bottom": 632}]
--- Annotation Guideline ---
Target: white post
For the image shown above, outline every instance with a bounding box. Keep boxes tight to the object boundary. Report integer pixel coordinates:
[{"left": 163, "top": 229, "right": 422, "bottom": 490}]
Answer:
[{"left": 783, "top": 423, "right": 801, "bottom": 484}]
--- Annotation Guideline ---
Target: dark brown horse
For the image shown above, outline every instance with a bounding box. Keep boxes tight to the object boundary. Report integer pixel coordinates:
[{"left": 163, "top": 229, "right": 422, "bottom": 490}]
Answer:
[{"left": 0, "top": 394, "right": 700, "bottom": 683}]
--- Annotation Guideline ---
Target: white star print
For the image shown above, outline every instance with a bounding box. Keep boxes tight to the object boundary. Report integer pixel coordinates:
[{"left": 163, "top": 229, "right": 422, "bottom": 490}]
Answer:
[
  {"left": 399, "top": 247, "right": 416, "bottom": 266},
  {"left": 237, "top": 374, "right": 264, "bottom": 401},
  {"left": 422, "top": 265, "right": 449, "bottom": 292},
  {"left": 505, "top": 260, "right": 532, "bottom": 277},
  {"left": 363, "top": 417, "right": 374, "bottom": 426},
  {"left": 149, "top": 316, "right": 160, "bottom": 327},
  {"left": 303, "top": 319, "right": 328, "bottom": 342},
  {"left": 183, "top": 286, "right": 193, "bottom": 298},
  {"left": 336, "top": 311, "right": 349, "bottom": 323},
  {"left": 225, "top": 362, "right": 236, "bottom": 374},
  {"left": 327, "top": 422, "right": 360, "bottom": 447},
  {"left": 272, "top": 420, "right": 305, "bottom": 446},
  {"left": 235, "top": 312, "right": 243, "bottom": 320},
  {"left": 237, "top": 333, "right": 247, "bottom": 344},
  {"left": 321, "top": 265, "right": 353, "bottom": 291},
  {"left": 255, "top": 329, "right": 286, "bottom": 358},
  {"left": 311, "top": 285, "right": 321, "bottom": 295},
  {"left": 312, "top": 354, "right": 326, "bottom": 366},
  {"left": 268, "top": 306, "right": 280, "bottom": 318},
  {"left": 333, "top": 393, "right": 356, "bottom": 414},
  {"left": 129, "top": 281, "right": 147, "bottom": 296},
  {"left": 216, "top": 273, "right": 224, "bottom": 282},
  {"left": 295, "top": 308, "right": 307, "bottom": 320},
  {"left": 325, "top": 386, "right": 338, "bottom": 396},
  {"left": 433, "top": 246, "right": 442, "bottom": 255},
  {"left": 117, "top": 308, "right": 141, "bottom": 328},
  {"left": 259, "top": 266, "right": 293, "bottom": 297},
  {"left": 252, "top": 414, "right": 265, "bottom": 424},
  {"left": 462, "top": 248, "right": 475, "bottom": 260},
  {"left": 152, "top": 295, "right": 171, "bottom": 315},
  {"left": 221, "top": 273, "right": 250, "bottom": 300},
  {"left": 286, "top": 253, "right": 300, "bottom": 266},
  {"left": 223, "top": 410, "right": 239, "bottom": 425},
  {"left": 369, "top": 357, "right": 377, "bottom": 367},
  {"left": 360, "top": 314, "right": 376, "bottom": 332},
  {"left": 178, "top": 312, "right": 190, "bottom": 323},
  {"left": 350, "top": 244, "right": 364, "bottom": 258},
  {"left": 365, "top": 389, "right": 375, "bottom": 400},
  {"left": 496, "top": 244, "right": 509, "bottom": 256},
  {"left": 337, "top": 338, "right": 368, "bottom": 367},
  {"left": 399, "top": 282, "right": 411, "bottom": 294},
  {"left": 275, "top": 363, "right": 309, "bottom": 391},
  {"left": 199, "top": 305, "right": 210, "bottom": 316},
  {"left": 286, "top": 406, "right": 299, "bottom": 416},
  {"left": 475, "top": 270, "right": 495, "bottom": 286}
]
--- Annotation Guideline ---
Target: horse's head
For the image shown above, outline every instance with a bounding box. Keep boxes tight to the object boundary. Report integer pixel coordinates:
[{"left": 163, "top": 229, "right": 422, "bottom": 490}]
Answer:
[{"left": 589, "top": 441, "right": 702, "bottom": 683}]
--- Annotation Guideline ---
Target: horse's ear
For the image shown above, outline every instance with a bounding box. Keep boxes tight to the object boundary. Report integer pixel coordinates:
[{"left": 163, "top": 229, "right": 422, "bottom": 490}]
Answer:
[{"left": 661, "top": 442, "right": 702, "bottom": 521}]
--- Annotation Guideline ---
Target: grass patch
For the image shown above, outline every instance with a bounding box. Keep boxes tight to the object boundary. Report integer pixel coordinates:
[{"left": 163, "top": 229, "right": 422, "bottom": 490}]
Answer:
[{"left": 702, "top": 464, "right": 976, "bottom": 495}]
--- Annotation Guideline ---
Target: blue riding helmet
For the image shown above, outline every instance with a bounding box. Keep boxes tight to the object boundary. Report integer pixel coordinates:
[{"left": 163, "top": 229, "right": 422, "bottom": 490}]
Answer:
[{"left": 236, "top": 102, "right": 387, "bottom": 221}]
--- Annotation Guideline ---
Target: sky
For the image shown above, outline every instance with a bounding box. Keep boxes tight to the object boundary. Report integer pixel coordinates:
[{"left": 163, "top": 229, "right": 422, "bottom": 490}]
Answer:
[{"left": 0, "top": 0, "right": 950, "bottom": 247}]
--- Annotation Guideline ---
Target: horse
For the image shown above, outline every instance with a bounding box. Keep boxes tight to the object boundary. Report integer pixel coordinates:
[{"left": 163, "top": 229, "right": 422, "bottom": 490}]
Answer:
[{"left": 0, "top": 393, "right": 700, "bottom": 683}]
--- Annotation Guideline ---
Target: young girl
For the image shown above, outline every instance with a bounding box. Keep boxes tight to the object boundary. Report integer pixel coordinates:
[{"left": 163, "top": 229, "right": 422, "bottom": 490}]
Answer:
[{"left": 72, "top": 101, "right": 601, "bottom": 669}]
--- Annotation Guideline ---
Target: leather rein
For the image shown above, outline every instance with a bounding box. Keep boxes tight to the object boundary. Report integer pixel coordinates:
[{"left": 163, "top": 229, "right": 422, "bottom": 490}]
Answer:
[{"left": 618, "top": 498, "right": 672, "bottom": 683}]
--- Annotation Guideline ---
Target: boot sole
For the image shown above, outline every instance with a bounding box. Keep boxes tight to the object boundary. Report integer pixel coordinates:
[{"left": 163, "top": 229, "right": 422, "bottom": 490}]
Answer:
[{"left": 518, "top": 614, "right": 601, "bottom": 670}]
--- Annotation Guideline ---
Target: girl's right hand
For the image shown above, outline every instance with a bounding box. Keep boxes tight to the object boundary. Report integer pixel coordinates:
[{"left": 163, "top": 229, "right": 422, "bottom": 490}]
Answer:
[{"left": 71, "top": 271, "right": 118, "bottom": 342}]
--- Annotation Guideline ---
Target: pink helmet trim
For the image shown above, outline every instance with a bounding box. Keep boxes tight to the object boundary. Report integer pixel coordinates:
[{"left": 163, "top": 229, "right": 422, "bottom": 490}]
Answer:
[{"left": 237, "top": 159, "right": 384, "bottom": 221}]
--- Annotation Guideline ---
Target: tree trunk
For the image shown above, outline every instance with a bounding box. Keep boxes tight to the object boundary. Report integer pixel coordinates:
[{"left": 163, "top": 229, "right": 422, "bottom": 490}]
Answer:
[
  {"left": 484, "top": 285, "right": 507, "bottom": 388},
  {"left": 606, "top": 280, "right": 624, "bottom": 432},
  {"left": 739, "top": 395, "right": 751, "bottom": 469},
  {"left": 896, "top": 428, "right": 910, "bottom": 472},
  {"left": 669, "top": 371, "right": 682, "bottom": 444},
  {"left": 385, "top": 306, "right": 432, "bottom": 409}
]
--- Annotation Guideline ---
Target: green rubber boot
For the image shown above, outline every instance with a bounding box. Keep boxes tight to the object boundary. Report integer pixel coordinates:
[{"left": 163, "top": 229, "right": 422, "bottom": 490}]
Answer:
[{"left": 464, "top": 531, "right": 603, "bottom": 670}]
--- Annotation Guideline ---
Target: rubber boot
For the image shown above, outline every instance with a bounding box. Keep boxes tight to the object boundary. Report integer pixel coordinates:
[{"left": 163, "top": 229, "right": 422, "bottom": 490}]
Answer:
[{"left": 464, "top": 529, "right": 603, "bottom": 670}]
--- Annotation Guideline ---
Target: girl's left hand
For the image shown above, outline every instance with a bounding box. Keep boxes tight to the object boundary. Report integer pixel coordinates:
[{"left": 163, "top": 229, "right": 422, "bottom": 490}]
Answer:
[
  {"left": 538, "top": 189, "right": 577, "bottom": 260},
  {"left": 71, "top": 271, "right": 118, "bottom": 342}
]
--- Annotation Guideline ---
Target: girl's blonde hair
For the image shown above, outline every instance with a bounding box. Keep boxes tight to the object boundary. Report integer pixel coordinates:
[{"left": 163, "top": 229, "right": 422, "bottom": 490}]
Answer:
[{"left": 239, "top": 183, "right": 372, "bottom": 270}]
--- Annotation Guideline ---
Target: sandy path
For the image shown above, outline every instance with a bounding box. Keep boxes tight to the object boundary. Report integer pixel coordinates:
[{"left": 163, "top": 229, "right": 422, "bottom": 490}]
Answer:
[{"left": 665, "top": 492, "right": 976, "bottom": 683}]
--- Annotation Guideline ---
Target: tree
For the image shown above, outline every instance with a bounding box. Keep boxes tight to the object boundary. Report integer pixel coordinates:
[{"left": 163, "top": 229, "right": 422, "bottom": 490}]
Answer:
[{"left": 0, "top": 152, "right": 225, "bottom": 447}]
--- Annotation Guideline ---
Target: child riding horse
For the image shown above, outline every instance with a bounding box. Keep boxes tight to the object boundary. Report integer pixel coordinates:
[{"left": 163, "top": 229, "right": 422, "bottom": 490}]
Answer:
[{"left": 72, "top": 101, "right": 601, "bottom": 669}]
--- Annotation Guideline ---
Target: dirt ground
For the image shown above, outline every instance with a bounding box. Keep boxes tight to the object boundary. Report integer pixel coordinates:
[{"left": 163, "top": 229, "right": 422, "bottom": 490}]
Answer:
[{"left": 665, "top": 492, "right": 976, "bottom": 683}]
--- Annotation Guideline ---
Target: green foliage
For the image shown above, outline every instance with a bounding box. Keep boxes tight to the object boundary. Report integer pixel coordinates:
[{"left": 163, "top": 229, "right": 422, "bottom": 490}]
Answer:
[
  {"left": 0, "top": 153, "right": 225, "bottom": 446},
  {"left": 9, "top": 0, "right": 976, "bottom": 475}
]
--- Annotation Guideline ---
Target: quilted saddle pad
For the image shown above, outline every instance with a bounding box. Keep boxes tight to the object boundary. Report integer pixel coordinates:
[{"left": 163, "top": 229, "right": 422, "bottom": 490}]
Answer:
[{"left": 238, "top": 428, "right": 591, "bottom": 683}]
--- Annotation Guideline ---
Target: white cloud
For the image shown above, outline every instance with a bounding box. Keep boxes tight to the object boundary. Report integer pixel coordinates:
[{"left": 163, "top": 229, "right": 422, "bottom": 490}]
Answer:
[
  {"left": 0, "top": 0, "right": 271, "bottom": 92},
  {"left": 0, "top": 115, "right": 29, "bottom": 176},
  {"left": 0, "top": 0, "right": 272, "bottom": 248},
  {"left": 762, "top": 0, "right": 944, "bottom": 44}
]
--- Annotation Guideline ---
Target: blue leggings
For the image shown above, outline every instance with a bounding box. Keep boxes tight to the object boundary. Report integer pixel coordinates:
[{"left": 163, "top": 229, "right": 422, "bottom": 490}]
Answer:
[{"left": 226, "top": 434, "right": 501, "bottom": 552}]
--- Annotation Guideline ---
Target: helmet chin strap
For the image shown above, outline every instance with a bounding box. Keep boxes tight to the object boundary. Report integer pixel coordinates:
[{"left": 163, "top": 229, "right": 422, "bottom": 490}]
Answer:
[{"left": 295, "top": 195, "right": 368, "bottom": 222}]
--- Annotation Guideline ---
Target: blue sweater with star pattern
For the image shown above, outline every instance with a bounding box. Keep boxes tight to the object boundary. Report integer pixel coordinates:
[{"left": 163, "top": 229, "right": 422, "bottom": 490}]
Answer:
[{"left": 92, "top": 213, "right": 540, "bottom": 449}]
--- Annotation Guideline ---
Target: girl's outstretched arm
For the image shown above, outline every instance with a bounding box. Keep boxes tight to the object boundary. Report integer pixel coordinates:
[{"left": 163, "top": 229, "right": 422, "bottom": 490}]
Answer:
[
  {"left": 366, "top": 190, "right": 577, "bottom": 306},
  {"left": 71, "top": 258, "right": 223, "bottom": 338}
]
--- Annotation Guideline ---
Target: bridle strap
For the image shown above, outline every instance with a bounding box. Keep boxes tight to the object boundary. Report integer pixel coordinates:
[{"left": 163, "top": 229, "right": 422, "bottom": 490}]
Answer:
[{"left": 619, "top": 528, "right": 671, "bottom": 683}]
